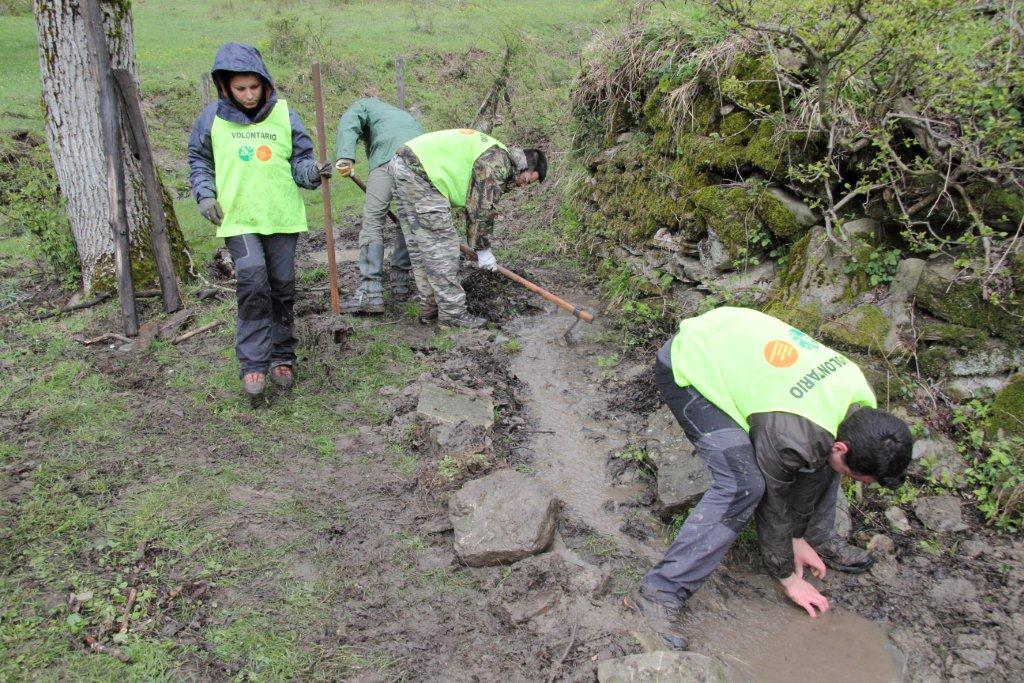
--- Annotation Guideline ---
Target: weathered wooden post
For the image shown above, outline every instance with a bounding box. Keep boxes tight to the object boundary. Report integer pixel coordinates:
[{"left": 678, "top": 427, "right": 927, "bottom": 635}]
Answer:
[
  {"left": 81, "top": 0, "right": 137, "bottom": 336},
  {"left": 395, "top": 56, "right": 406, "bottom": 109}
]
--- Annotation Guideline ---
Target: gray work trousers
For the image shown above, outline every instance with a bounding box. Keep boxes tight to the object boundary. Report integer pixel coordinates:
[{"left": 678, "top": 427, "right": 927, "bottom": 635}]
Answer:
[
  {"left": 358, "top": 165, "right": 411, "bottom": 295},
  {"left": 224, "top": 233, "right": 298, "bottom": 376},
  {"left": 642, "top": 360, "right": 840, "bottom": 604}
]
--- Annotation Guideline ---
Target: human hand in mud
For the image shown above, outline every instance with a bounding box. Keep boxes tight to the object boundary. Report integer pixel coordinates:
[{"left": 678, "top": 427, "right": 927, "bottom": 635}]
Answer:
[
  {"left": 792, "top": 537, "right": 826, "bottom": 580},
  {"left": 781, "top": 573, "right": 830, "bottom": 617}
]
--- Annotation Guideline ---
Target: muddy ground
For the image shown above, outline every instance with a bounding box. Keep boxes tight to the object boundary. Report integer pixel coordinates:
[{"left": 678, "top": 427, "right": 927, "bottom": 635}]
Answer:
[{"left": 2, "top": 210, "right": 1022, "bottom": 681}]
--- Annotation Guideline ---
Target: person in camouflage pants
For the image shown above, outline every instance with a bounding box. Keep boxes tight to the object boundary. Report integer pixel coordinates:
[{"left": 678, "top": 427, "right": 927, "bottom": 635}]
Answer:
[{"left": 386, "top": 129, "right": 546, "bottom": 328}]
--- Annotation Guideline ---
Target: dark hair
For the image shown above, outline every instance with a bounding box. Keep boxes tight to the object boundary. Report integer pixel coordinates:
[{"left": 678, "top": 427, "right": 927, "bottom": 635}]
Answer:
[
  {"left": 523, "top": 148, "right": 547, "bottom": 182},
  {"left": 837, "top": 407, "right": 913, "bottom": 488}
]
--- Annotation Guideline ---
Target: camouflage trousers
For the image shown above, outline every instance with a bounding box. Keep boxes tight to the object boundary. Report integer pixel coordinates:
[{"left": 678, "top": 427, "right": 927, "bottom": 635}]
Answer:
[{"left": 386, "top": 155, "right": 466, "bottom": 318}]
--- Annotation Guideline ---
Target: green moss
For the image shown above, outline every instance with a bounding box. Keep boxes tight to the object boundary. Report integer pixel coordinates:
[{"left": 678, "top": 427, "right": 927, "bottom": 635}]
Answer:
[
  {"left": 989, "top": 374, "right": 1024, "bottom": 439},
  {"left": 692, "top": 184, "right": 800, "bottom": 260},
  {"left": 916, "top": 346, "right": 956, "bottom": 378},
  {"left": 763, "top": 299, "right": 823, "bottom": 335},
  {"left": 819, "top": 304, "right": 892, "bottom": 353},
  {"left": 919, "top": 322, "right": 989, "bottom": 348},
  {"left": 916, "top": 263, "right": 1024, "bottom": 344}
]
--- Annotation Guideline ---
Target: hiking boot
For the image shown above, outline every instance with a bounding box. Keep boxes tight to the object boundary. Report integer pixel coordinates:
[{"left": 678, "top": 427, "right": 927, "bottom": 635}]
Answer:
[
  {"left": 418, "top": 299, "right": 439, "bottom": 324},
  {"left": 270, "top": 364, "right": 295, "bottom": 391},
  {"left": 815, "top": 536, "right": 874, "bottom": 574},
  {"left": 243, "top": 373, "right": 266, "bottom": 400},
  {"left": 391, "top": 270, "right": 413, "bottom": 302},
  {"left": 438, "top": 311, "right": 487, "bottom": 329},
  {"left": 340, "top": 288, "right": 385, "bottom": 315},
  {"left": 623, "top": 586, "right": 688, "bottom": 650}
]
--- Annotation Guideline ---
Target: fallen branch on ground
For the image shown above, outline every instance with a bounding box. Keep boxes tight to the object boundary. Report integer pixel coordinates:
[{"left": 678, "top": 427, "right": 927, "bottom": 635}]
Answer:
[
  {"left": 171, "top": 320, "right": 223, "bottom": 345},
  {"left": 119, "top": 587, "right": 137, "bottom": 635},
  {"left": 82, "top": 332, "right": 133, "bottom": 346},
  {"left": 36, "top": 293, "right": 112, "bottom": 320},
  {"left": 83, "top": 635, "right": 131, "bottom": 663}
]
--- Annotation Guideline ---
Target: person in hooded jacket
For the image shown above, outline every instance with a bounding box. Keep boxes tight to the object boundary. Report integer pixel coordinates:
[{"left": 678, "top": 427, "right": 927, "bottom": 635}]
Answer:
[{"left": 188, "top": 43, "right": 332, "bottom": 400}]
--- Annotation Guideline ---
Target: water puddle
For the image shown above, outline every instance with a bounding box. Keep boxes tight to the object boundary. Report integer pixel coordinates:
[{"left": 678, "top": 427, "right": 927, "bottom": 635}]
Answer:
[{"left": 686, "top": 578, "right": 906, "bottom": 682}]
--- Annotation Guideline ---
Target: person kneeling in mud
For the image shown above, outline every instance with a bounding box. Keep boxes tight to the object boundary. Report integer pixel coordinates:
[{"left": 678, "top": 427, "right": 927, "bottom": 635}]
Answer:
[
  {"left": 625, "top": 307, "right": 912, "bottom": 650},
  {"left": 188, "top": 42, "right": 332, "bottom": 400}
]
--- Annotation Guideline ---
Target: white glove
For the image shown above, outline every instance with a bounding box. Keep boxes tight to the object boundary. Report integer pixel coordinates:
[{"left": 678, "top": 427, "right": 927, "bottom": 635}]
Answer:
[{"left": 476, "top": 249, "right": 498, "bottom": 272}]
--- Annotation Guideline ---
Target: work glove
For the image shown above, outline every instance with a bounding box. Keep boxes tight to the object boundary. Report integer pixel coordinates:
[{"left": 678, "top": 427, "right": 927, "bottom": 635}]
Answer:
[
  {"left": 335, "top": 158, "right": 355, "bottom": 177},
  {"left": 198, "top": 197, "right": 223, "bottom": 226},
  {"left": 313, "top": 161, "right": 333, "bottom": 179},
  {"left": 475, "top": 249, "right": 498, "bottom": 272}
]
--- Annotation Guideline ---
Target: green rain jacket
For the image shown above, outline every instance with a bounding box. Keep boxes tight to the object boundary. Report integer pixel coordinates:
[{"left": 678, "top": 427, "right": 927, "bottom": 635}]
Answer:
[{"left": 334, "top": 97, "right": 424, "bottom": 171}]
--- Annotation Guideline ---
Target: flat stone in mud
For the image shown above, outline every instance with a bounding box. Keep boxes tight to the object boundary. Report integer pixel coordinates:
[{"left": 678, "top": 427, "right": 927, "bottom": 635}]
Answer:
[
  {"left": 643, "top": 406, "right": 711, "bottom": 516},
  {"left": 913, "top": 495, "right": 969, "bottom": 532},
  {"left": 449, "top": 469, "right": 558, "bottom": 567},
  {"left": 597, "top": 652, "right": 727, "bottom": 683},
  {"left": 416, "top": 383, "right": 494, "bottom": 430}
]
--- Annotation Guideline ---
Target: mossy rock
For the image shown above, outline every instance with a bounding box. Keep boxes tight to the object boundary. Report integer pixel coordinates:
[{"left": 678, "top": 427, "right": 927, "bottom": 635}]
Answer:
[
  {"left": 915, "top": 261, "right": 1024, "bottom": 344},
  {"left": 919, "top": 322, "right": 989, "bottom": 348},
  {"left": 988, "top": 374, "right": 1024, "bottom": 439},
  {"left": 820, "top": 304, "right": 896, "bottom": 354},
  {"left": 692, "top": 184, "right": 801, "bottom": 251}
]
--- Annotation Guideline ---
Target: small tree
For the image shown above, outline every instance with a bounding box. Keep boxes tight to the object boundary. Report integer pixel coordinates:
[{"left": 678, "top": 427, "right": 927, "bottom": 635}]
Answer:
[{"left": 34, "top": 0, "right": 188, "bottom": 293}]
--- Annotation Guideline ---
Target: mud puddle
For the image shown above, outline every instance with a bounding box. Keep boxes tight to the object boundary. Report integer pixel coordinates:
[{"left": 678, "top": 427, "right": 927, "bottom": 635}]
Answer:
[
  {"left": 508, "top": 295, "right": 660, "bottom": 561},
  {"left": 685, "top": 574, "right": 905, "bottom": 682},
  {"left": 508, "top": 292, "right": 906, "bottom": 679}
]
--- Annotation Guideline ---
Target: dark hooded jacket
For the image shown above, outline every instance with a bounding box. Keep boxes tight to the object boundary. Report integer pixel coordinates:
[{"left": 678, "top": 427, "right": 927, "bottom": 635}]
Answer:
[{"left": 187, "top": 43, "right": 320, "bottom": 203}]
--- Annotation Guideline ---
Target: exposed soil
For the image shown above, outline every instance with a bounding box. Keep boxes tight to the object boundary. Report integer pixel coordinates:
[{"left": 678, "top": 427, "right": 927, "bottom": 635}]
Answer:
[{"left": 3, "top": 209, "right": 1022, "bottom": 681}]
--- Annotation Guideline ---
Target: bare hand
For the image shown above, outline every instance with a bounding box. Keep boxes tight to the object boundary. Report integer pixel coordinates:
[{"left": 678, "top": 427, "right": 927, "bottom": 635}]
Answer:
[
  {"left": 780, "top": 573, "right": 830, "bottom": 618},
  {"left": 793, "top": 537, "right": 827, "bottom": 580}
]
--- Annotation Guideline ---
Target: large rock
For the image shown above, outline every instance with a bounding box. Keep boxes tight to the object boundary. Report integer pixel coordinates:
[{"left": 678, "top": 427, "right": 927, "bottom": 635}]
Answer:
[
  {"left": 769, "top": 219, "right": 878, "bottom": 330},
  {"left": 913, "top": 495, "right": 969, "bottom": 533},
  {"left": 914, "top": 259, "right": 1024, "bottom": 344},
  {"left": 449, "top": 470, "right": 559, "bottom": 567},
  {"left": 917, "top": 338, "right": 1023, "bottom": 378},
  {"left": 643, "top": 406, "right": 712, "bottom": 516},
  {"left": 883, "top": 258, "right": 926, "bottom": 326},
  {"left": 911, "top": 436, "right": 968, "bottom": 487},
  {"left": 820, "top": 303, "right": 900, "bottom": 354},
  {"left": 597, "top": 652, "right": 727, "bottom": 683},
  {"left": 767, "top": 186, "right": 817, "bottom": 228},
  {"left": 417, "top": 383, "right": 494, "bottom": 430}
]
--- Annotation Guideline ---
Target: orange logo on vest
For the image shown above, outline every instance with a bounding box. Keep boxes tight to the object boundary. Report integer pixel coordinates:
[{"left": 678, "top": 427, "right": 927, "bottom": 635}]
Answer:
[
  {"left": 764, "top": 340, "right": 798, "bottom": 368},
  {"left": 256, "top": 145, "right": 272, "bottom": 162}
]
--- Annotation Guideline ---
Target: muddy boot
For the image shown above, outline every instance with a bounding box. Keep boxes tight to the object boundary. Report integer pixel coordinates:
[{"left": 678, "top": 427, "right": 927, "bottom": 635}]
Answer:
[
  {"left": 391, "top": 269, "right": 413, "bottom": 302},
  {"left": 243, "top": 372, "right": 266, "bottom": 406},
  {"left": 270, "top": 364, "right": 295, "bottom": 391},
  {"left": 815, "top": 536, "right": 874, "bottom": 573},
  {"left": 438, "top": 311, "right": 487, "bottom": 330},
  {"left": 418, "top": 299, "right": 439, "bottom": 324},
  {"left": 624, "top": 586, "right": 688, "bottom": 650},
  {"left": 340, "top": 287, "right": 385, "bottom": 315}
]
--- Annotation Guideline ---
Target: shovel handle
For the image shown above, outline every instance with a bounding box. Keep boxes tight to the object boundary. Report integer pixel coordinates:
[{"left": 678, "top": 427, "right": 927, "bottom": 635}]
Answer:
[
  {"left": 312, "top": 62, "right": 340, "bottom": 315},
  {"left": 346, "top": 174, "right": 594, "bottom": 324}
]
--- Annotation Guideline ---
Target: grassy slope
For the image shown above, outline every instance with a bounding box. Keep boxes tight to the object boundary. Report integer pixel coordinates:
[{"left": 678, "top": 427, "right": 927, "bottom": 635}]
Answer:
[{"left": 0, "top": 0, "right": 697, "bottom": 679}]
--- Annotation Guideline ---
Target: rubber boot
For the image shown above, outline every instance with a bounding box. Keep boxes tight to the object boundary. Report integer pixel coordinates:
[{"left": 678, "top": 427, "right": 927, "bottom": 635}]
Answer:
[
  {"left": 340, "top": 287, "right": 385, "bottom": 315},
  {"left": 342, "top": 243, "right": 386, "bottom": 314},
  {"left": 815, "top": 536, "right": 874, "bottom": 573},
  {"left": 270, "top": 363, "right": 295, "bottom": 390}
]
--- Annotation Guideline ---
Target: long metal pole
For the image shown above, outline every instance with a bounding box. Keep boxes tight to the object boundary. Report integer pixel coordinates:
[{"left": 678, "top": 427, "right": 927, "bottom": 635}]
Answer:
[{"left": 311, "top": 62, "right": 340, "bottom": 315}]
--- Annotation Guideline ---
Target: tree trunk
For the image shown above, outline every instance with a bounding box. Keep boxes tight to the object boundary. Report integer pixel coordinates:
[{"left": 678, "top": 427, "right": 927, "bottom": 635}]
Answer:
[{"left": 34, "top": 0, "right": 188, "bottom": 294}]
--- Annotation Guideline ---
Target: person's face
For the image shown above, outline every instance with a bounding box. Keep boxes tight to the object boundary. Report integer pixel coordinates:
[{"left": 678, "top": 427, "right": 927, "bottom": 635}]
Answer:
[
  {"left": 516, "top": 169, "right": 540, "bottom": 187},
  {"left": 827, "top": 442, "right": 878, "bottom": 484},
  {"left": 229, "top": 74, "right": 263, "bottom": 110}
]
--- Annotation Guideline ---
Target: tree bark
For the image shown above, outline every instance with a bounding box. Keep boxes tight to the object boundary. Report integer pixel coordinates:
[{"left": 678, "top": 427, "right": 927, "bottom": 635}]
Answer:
[{"left": 34, "top": 0, "right": 188, "bottom": 294}]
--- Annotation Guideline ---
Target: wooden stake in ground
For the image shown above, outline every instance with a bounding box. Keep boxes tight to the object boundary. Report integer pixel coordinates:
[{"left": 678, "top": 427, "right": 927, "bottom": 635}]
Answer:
[
  {"left": 81, "top": 0, "right": 137, "bottom": 337},
  {"left": 311, "top": 62, "right": 340, "bottom": 315},
  {"left": 395, "top": 56, "right": 406, "bottom": 109},
  {"left": 111, "top": 69, "right": 182, "bottom": 314}
]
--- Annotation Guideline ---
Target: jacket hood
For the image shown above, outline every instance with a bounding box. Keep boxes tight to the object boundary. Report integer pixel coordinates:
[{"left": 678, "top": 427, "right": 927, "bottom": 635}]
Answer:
[
  {"left": 211, "top": 42, "right": 274, "bottom": 87},
  {"left": 211, "top": 43, "right": 279, "bottom": 124}
]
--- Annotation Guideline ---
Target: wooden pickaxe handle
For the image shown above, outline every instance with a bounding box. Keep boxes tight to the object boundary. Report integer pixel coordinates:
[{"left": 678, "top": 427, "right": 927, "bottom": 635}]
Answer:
[{"left": 346, "top": 174, "right": 594, "bottom": 323}]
